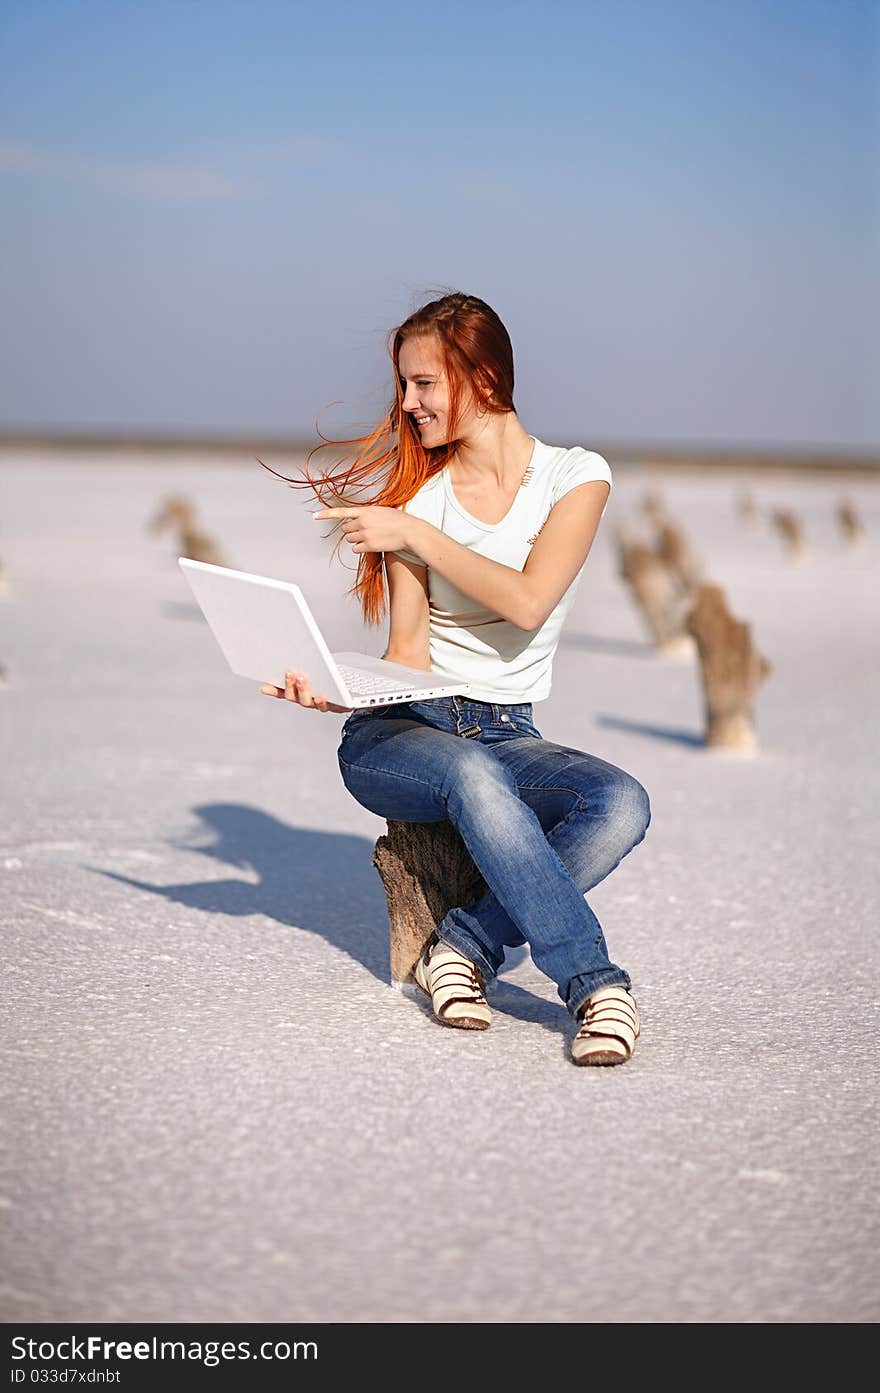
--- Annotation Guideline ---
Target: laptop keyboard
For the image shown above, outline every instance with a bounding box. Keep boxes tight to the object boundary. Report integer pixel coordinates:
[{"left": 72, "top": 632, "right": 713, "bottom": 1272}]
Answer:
[{"left": 335, "top": 662, "right": 415, "bottom": 696}]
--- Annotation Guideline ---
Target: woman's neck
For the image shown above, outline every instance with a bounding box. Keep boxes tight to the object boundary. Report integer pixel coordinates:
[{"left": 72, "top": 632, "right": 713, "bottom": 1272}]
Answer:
[{"left": 449, "top": 412, "right": 535, "bottom": 489}]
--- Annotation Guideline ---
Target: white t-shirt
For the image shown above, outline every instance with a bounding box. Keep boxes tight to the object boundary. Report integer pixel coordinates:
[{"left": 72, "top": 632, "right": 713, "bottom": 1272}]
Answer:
[{"left": 391, "top": 436, "right": 612, "bottom": 703}]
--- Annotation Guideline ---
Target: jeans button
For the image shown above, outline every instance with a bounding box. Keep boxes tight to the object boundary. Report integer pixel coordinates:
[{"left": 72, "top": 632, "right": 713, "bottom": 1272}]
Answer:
[{"left": 500, "top": 714, "right": 511, "bottom": 722}]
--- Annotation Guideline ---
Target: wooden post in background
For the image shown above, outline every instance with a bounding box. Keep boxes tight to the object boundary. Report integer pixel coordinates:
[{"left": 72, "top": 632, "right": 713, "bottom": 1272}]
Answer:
[
  {"left": 837, "top": 500, "right": 864, "bottom": 550},
  {"left": 686, "top": 584, "right": 771, "bottom": 750},
  {"left": 616, "top": 530, "right": 693, "bottom": 653},
  {"left": 148, "top": 493, "right": 230, "bottom": 566},
  {"left": 655, "top": 520, "right": 702, "bottom": 595},
  {"left": 771, "top": 509, "right": 806, "bottom": 561}
]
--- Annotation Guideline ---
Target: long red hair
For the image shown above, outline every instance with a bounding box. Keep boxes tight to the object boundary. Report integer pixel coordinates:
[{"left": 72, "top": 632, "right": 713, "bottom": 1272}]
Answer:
[{"left": 258, "top": 289, "right": 517, "bottom": 628}]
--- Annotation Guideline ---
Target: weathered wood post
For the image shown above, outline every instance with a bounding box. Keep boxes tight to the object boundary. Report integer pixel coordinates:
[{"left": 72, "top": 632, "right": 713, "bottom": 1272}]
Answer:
[
  {"left": 686, "top": 584, "right": 771, "bottom": 750},
  {"left": 177, "top": 524, "right": 230, "bottom": 567},
  {"left": 837, "top": 500, "right": 864, "bottom": 549},
  {"left": 771, "top": 509, "right": 807, "bottom": 560},
  {"left": 149, "top": 493, "right": 229, "bottom": 566},
  {"left": 149, "top": 493, "right": 197, "bottom": 537},
  {"left": 372, "top": 819, "right": 487, "bottom": 987},
  {"left": 641, "top": 488, "right": 665, "bottom": 527},
  {"left": 616, "top": 530, "right": 692, "bottom": 653},
  {"left": 655, "top": 519, "right": 702, "bottom": 595}
]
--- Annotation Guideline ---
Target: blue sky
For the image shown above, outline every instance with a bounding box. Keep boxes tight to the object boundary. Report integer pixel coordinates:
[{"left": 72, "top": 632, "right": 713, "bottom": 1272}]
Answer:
[{"left": 1, "top": 0, "right": 877, "bottom": 450}]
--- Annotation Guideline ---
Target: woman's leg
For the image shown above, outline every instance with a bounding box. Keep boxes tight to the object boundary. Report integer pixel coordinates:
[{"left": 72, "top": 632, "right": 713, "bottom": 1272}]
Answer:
[
  {"left": 337, "top": 711, "right": 649, "bottom": 1017},
  {"left": 436, "top": 738, "right": 651, "bottom": 1018}
]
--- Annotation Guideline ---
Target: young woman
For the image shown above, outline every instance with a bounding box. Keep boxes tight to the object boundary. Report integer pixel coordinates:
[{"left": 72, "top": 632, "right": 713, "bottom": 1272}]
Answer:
[{"left": 261, "top": 291, "right": 650, "bottom": 1065}]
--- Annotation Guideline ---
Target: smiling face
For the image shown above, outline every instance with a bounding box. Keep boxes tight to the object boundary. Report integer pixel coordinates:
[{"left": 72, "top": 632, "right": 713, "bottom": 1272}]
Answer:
[{"left": 397, "top": 334, "right": 481, "bottom": 447}]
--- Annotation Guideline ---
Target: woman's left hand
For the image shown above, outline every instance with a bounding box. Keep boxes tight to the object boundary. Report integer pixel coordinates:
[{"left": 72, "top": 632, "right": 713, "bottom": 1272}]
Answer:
[{"left": 312, "top": 505, "right": 411, "bottom": 555}]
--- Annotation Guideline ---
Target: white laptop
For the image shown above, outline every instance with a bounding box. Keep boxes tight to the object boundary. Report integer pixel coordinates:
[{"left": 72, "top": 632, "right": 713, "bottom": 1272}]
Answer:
[{"left": 178, "top": 558, "right": 471, "bottom": 708}]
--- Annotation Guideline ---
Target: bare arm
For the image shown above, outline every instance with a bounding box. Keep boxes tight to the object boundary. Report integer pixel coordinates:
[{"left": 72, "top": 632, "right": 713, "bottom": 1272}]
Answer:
[
  {"left": 382, "top": 552, "right": 431, "bottom": 668},
  {"left": 404, "top": 478, "right": 610, "bottom": 630}
]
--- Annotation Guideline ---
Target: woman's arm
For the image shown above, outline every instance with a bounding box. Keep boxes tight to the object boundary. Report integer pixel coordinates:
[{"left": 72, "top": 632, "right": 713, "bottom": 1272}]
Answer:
[
  {"left": 382, "top": 553, "right": 431, "bottom": 669},
  {"left": 405, "top": 479, "right": 610, "bottom": 630}
]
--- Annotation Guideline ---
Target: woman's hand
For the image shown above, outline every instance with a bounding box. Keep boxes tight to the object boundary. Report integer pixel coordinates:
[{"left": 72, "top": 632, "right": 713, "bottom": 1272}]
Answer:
[
  {"left": 260, "top": 669, "right": 354, "bottom": 713},
  {"left": 312, "top": 504, "right": 411, "bottom": 554}
]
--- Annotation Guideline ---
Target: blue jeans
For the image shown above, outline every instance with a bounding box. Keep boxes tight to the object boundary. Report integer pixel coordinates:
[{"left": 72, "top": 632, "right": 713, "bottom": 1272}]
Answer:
[{"left": 337, "top": 695, "right": 651, "bottom": 1019}]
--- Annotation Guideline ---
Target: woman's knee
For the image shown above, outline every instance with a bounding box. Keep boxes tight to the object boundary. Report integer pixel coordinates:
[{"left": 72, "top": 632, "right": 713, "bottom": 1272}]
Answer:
[
  {"left": 578, "top": 771, "right": 650, "bottom": 879},
  {"left": 610, "top": 772, "right": 651, "bottom": 846}
]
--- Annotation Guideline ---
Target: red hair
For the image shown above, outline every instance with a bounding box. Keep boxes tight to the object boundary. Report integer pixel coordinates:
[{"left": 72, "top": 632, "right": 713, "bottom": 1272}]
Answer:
[{"left": 258, "top": 289, "right": 517, "bottom": 628}]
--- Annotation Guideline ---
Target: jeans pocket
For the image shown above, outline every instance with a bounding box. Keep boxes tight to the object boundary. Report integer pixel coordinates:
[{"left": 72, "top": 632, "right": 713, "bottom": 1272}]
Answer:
[
  {"left": 506, "top": 715, "right": 542, "bottom": 738},
  {"left": 516, "top": 718, "right": 543, "bottom": 739},
  {"left": 490, "top": 706, "right": 542, "bottom": 739}
]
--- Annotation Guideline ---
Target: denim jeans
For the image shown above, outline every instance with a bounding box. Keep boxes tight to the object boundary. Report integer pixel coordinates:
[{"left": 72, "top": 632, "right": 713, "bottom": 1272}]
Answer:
[{"left": 337, "top": 694, "right": 651, "bottom": 1019}]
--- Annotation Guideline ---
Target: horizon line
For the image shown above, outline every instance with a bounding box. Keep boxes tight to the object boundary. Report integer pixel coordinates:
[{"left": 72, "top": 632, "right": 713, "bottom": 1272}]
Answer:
[{"left": 0, "top": 428, "right": 877, "bottom": 473}]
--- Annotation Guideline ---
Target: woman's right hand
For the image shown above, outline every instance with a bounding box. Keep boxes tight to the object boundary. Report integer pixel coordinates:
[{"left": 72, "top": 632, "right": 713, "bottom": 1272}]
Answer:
[{"left": 260, "top": 669, "right": 354, "bottom": 713}]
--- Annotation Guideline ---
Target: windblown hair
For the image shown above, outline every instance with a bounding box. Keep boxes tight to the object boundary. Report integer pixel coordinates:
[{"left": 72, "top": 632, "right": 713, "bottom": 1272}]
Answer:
[{"left": 258, "top": 289, "right": 517, "bottom": 627}]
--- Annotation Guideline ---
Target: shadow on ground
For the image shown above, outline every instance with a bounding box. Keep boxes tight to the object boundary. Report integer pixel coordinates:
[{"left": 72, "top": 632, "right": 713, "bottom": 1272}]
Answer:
[
  {"left": 596, "top": 714, "right": 703, "bottom": 747},
  {"left": 162, "top": 601, "right": 205, "bottom": 621},
  {"left": 91, "top": 801, "right": 571, "bottom": 1033},
  {"left": 93, "top": 802, "right": 392, "bottom": 984}
]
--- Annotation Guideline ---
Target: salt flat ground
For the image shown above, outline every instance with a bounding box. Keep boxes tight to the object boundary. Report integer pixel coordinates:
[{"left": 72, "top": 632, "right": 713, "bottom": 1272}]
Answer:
[{"left": 1, "top": 448, "right": 878, "bottom": 1324}]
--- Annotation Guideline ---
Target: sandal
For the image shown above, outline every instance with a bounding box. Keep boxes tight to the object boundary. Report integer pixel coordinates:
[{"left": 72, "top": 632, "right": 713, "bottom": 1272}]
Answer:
[
  {"left": 571, "top": 985, "right": 639, "bottom": 1065},
  {"left": 414, "top": 939, "right": 492, "bottom": 1030}
]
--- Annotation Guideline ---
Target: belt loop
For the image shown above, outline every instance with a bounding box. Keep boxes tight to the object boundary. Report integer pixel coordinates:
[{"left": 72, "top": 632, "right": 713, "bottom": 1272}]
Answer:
[
  {"left": 452, "top": 692, "right": 481, "bottom": 739},
  {"left": 452, "top": 692, "right": 463, "bottom": 735}
]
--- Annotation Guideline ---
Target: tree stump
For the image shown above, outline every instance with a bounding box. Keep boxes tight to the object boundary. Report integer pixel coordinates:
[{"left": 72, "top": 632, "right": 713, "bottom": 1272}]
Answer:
[
  {"left": 149, "top": 493, "right": 230, "bottom": 566},
  {"left": 372, "top": 819, "right": 487, "bottom": 986},
  {"left": 655, "top": 519, "right": 702, "bottom": 595},
  {"left": 737, "top": 490, "right": 760, "bottom": 529},
  {"left": 771, "top": 509, "right": 806, "bottom": 560},
  {"left": 641, "top": 488, "right": 665, "bottom": 527},
  {"left": 686, "top": 584, "right": 771, "bottom": 750},
  {"left": 837, "top": 500, "right": 864, "bottom": 549},
  {"left": 149, "top": 493, "right": 197, "bottom": 536},
  {"left": 178, "top": 525, "right": 230, "bottom": 567},
  {"left": 616, "top": 530, "right": 692, "bottom": 653}
]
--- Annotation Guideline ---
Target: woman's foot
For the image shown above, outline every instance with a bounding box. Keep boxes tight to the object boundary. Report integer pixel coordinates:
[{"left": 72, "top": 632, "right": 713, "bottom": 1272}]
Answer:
[
  {"left": 414, "top": 939, "right": 492, "bottom": 1030},
  {"left": 571, "top": 986, "right": 639, "bottom": 1065}
]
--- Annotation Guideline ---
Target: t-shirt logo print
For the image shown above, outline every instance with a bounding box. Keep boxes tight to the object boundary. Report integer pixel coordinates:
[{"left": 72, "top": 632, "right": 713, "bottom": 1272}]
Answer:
[{"left": 521, "top": 461, "right": 542, "bottom": 544}]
